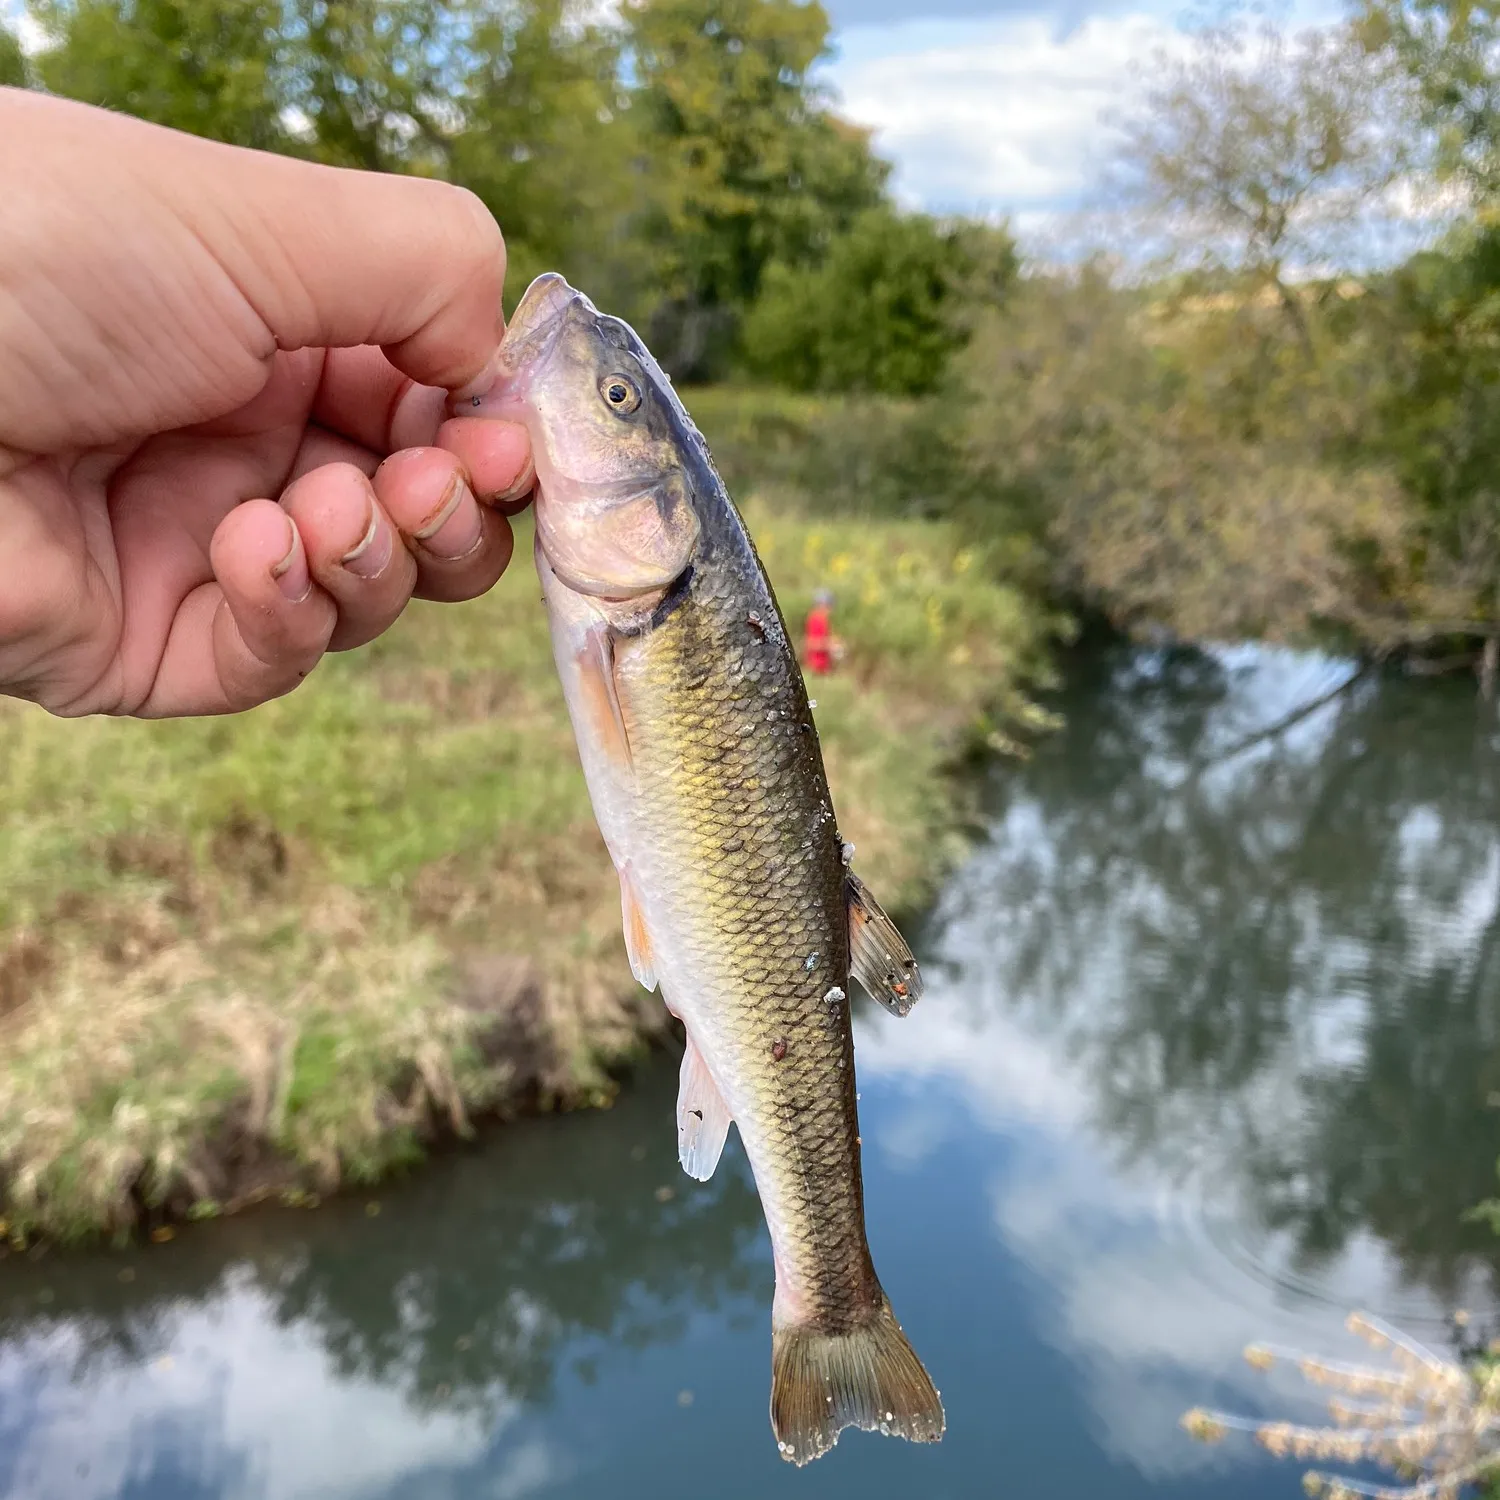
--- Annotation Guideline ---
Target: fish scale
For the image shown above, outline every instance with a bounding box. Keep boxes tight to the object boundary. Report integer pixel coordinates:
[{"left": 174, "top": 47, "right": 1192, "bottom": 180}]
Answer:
[{"left": 620, "top": 543, "right": 873, "bottom": 1309}]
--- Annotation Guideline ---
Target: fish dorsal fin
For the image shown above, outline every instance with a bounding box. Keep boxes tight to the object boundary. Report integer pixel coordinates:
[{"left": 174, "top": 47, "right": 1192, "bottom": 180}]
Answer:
[
  {"left": 846, "top": 871, "right": 923, "bottom": 1017},
  {"left": 677, "top": 1031, "right": 733, "bottom": 1181},
  {"left": 617, "top": 860, "right": 656, "bottom": 992}
]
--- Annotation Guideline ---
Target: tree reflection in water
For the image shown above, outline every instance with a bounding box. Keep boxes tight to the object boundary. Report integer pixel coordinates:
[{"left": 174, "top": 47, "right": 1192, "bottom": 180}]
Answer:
[{"left": 936, "top": 640, "right": 1500, "bottom": 1298}]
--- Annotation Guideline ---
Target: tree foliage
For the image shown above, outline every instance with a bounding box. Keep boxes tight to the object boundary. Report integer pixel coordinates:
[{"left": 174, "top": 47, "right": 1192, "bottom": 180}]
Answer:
[
  {"left": 1361, "top": 0, "right": 1500, "bottom": 198},
  {"left": 625, "top": 0, "right": 887, "bottom": 374},
  {"left": 22, "top": 0, "right": 897, "bottom": 375},
  {"left": 958, "top": 265, "right": 1413, "bottom": 646},
  {"left": 0, "top": 22, "right": 28, "bottom": 88},
  {"left": 31, "top": 0, "right": 287, "bottom": 146},
  {"left": 1109, "top": 21, "right": 1421, "bottom": 298},
  {"left": 742, "top": 210, "right": 1015, "bottom": 395}
]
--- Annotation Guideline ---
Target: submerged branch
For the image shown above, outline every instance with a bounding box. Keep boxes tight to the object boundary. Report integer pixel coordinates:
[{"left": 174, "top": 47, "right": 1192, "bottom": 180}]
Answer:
[{"left": 1186, "top": 660, "right": 1376, "bottom": 775}]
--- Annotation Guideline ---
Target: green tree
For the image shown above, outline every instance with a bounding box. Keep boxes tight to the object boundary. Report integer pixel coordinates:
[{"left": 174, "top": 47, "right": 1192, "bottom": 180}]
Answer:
[
  {"left": 29, "top": 0, "right": 473, "bottom": 167},
  {"left": 275, "top": 0, "right": 468, "bottom": 173},
  {"left": 0, "top": 22, "right": 28, "bottom": 87},
  {"left": 1356, "top": 231, "right": 1500, "bottom": 629},
  {"left": 26, "top": 1, "right": 647, "bottom": 313},
  {"left": 625, "top": 0, "right": 888, "bottom": 376},
  {"left": 743, "top": 209, "right": 1014, "bottom": 395},
  {"left": 446, "top": 0, "right": 640, "bottom": 313},
  {"left": 958, "top": 263, "right": 1413, "bottom": 645},
  {"left": 30, "top": 0, "right": 288, "bottom": 148}
]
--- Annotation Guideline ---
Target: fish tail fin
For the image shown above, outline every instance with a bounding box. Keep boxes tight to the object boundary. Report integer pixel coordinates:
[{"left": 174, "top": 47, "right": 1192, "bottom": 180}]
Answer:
[{"left": 769, "top": 1298, "right": 944, "bottom": 1466}]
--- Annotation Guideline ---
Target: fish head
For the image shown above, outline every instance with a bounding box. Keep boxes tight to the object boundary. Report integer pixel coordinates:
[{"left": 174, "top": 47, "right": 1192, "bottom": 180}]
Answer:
[{"left": 467, "top": 273, "right": 699, "bottom": 604}]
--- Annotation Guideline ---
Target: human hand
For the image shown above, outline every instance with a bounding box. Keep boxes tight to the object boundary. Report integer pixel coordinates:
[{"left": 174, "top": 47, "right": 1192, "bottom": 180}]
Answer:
[{"left": 0, "top": 87, "right": 534, "bottom": 718}]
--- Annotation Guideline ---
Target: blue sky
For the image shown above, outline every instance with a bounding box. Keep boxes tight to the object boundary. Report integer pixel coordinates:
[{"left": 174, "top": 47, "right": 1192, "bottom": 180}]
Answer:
[{"left": 817, "top": 0, "right": 1346, "bottom": 234}]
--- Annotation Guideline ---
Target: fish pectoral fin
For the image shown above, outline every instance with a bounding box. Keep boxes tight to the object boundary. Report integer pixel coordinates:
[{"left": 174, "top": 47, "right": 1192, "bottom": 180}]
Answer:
[
  {"left": 846, "top": 871, "right": 924, "bottom": 1017},
  {"left": 677, "top": 1031, "right": 733, "bottom": 1181},
  {"left": 574, "top": 622, "right": 633, "bottom": 776},
  {"left": 617, "top": 860, "right": 657, "bottom": 992}
]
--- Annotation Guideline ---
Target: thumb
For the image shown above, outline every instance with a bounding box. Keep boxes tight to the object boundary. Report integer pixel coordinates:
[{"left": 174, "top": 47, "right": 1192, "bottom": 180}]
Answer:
[{"left": 0, "top": 91, "right": 507, "bottom": 459}]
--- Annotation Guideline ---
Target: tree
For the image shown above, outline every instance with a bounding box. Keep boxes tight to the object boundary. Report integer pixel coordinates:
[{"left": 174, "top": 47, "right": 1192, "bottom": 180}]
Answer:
[
  {"left": 446, "top": 0, "right": 639, "bottom": 314},
  {"left": 275, "top": 0, "right": 471, "bottom": 174},
  {"left": 624, "top": 0, "right": 888, "bottom": 377},
  {"left": 1109, "top": 21, "right": 1423, "bottom": 324},
  {"left": 0, "top": 22, "right": 28, "bottom": 87},
  {"left": 30, "top": 0, "right": 289, "bottom": 149},
  {"left": 957, "top": 263, "right": 1414, "bottom": 646},
  {"left": 27, "top": 2, "right": 583, "bottom": 172},
  {"left": 1361, "top": 0, "right": 1500, "bottom": 199},
  {"left": 25, "top": 1, "right": 650, "bottom": 312},
  {"left": 743, "top": 209, "right": 1015, "bottom": 395}
]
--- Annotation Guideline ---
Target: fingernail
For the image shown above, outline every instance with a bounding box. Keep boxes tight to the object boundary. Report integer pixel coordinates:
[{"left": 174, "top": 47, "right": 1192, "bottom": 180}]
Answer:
[
  {"left": 485, "top": 452, "right": 535, "bottom": 508},
  {"left": 341, "top": 497, "right": 394, "bottom": 580},
  {"left": 415, "top": 473, "right": 484, "bottom": 561},
  {"left": 272, "top": 519, "right": 311, "bottom": 602}
]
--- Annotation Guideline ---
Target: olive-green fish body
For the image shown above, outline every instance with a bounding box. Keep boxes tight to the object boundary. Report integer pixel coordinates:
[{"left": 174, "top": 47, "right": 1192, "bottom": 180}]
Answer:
[{"left": 476, "top": 272, "right": 944, "bottom": 1465}]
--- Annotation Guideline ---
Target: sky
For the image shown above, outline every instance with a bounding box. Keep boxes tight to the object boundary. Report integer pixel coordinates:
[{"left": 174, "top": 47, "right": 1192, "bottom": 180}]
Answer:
[{"left": 817, "top": 0, "right": 1345, "bottom": 238}]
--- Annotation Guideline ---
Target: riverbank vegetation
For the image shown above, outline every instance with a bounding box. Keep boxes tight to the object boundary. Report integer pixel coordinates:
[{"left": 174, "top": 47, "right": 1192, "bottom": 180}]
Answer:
[{"left": 0, "top": 506, "right": 1051, "bottom": 1241}]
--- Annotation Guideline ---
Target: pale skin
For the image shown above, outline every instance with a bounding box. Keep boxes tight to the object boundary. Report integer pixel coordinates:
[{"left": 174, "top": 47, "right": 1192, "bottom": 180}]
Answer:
[{"left": 0, "top": 86, "right": 536, "bottom": 718}]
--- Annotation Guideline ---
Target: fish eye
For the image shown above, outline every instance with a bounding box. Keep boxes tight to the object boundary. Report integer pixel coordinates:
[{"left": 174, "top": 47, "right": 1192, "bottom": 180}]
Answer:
[{"left": 600, "top": 374, "right": 641, "bottom": 414}]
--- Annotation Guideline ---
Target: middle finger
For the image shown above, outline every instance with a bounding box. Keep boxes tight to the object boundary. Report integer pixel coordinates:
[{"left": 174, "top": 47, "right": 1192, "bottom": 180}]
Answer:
[
  {"left": 280, "top": 462, "right": 418, "bottom": 652},
  {"left": 372, "top": 446, "right": 516, "bottom": 604}
]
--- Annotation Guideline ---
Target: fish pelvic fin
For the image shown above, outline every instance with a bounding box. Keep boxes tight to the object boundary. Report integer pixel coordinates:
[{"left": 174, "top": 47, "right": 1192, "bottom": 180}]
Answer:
[
  {"left": 677, "top": 1031, "right": 732, "bottom": 1181},
  {"left": 574, "top": 620, "right": 633, "bottom": 777},
  {"left": 770, "top": 1297, "right": 945, "bottom": 1466},
  {"left": 617, "top": 861, "right": 656, "bottom": 991},
  {"left": 846, "top": 871, "right": 924, "bottom": 1017}
]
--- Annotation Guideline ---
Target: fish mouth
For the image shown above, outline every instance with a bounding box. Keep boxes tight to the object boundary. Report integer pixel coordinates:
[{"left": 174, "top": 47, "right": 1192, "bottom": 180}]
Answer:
[
  {"left": 501, "top": 273, "right": 593, "bottom": 375},
  {"left": 449, "top": 272, "right": 591, "bottom": 421}
]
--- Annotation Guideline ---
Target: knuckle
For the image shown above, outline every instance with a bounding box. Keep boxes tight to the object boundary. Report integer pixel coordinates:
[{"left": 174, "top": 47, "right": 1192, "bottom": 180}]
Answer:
[{"left": 430, "top": 183, "right": 506, "bottom": 282}]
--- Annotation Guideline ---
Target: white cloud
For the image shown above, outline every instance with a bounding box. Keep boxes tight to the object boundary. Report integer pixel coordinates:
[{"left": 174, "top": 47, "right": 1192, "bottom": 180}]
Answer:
[
  {"left": 0, "top": 1, "right": 41, "bottom": 54},
  {"left": 826, "top": 13, "right": 1194, "bottom": 218},
  {"left": 0, "top": 1278, "right": 557, "bottom": 1500}
]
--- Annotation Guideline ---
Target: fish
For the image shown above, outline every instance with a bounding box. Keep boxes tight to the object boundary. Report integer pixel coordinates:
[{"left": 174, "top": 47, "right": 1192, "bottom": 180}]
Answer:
[{"left": 465, "top": 272, "right": 944, "bottom": 1466}]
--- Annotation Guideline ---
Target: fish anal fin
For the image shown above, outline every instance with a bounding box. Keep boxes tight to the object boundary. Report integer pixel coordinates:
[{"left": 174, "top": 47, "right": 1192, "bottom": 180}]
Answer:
[
  {"left": 617, "top": 861, "right": 656, "bottom": 992},
  {"left": 770, "top": 1296, "right": 945, "bottom": 1466},
  {"left": 846, "top": 871, "right": 924, "bottom": 1017},
  {"left": 677, "top": 1031, "right": 733, "bottom": 1181},
  {"left": 575, "top": 624, "right": 633, "bottom": 775}
]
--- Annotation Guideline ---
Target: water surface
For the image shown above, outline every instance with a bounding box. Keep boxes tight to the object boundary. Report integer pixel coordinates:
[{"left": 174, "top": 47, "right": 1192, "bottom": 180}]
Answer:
[{"left": 3, "top": 643, "right": 1500, "bottom": 1500}]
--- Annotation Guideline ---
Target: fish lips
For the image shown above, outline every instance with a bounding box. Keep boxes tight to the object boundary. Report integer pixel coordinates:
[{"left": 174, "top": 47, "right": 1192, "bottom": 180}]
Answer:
[{"left": 451, "top": 273, "right": 593, "bottom": 420}]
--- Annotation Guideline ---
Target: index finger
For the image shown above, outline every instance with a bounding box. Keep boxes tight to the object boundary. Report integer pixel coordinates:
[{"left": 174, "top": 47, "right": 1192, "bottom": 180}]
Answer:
[{"left": 310, "top": 345, "right": 533, "bottom": 503}]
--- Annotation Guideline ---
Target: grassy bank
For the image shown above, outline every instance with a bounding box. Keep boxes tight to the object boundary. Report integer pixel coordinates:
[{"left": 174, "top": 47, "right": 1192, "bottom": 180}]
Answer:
[{"left": 0, "top": 496, "right": 1055, "bottom": 1244}]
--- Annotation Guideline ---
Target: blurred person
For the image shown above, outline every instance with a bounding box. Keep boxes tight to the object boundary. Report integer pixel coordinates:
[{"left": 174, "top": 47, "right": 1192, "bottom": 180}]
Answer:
[
  {"left": 0, "top": 87, "right": 534, "bottom": 719},
  {"left": 803, "top": 589, "right": 837, "bottom": 676}
]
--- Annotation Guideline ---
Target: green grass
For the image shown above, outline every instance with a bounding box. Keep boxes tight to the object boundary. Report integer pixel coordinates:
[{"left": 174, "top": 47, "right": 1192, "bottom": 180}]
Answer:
[{"left": 0, "top": 490, "right": 1056, "bottom": 1243}]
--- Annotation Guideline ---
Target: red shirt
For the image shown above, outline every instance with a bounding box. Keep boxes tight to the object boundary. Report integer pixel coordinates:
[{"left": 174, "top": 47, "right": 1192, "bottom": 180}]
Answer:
[{"left": 804, "top": 605, "right": 832, "bottom": 674}]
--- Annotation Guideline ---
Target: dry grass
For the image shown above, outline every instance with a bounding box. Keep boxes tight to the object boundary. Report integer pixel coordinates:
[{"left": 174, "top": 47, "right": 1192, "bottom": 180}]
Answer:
[
  {"left": 0, "top": 499, "right": 1050, "bottom": 1242},
  {"left": 1183, "top": 1312, "right": 1500, "bottom": 1498}
]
